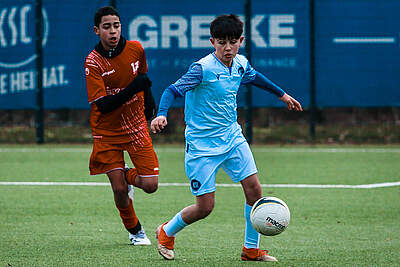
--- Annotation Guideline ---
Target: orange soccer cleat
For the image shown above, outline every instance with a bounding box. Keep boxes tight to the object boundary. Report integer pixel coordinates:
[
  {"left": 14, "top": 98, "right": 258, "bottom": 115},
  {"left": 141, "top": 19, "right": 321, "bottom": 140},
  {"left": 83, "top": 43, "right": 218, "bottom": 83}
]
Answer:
[
  {"left": 241, "top": 246, "right": 278, "bottom": 262},
  {"left": 155, "top": 222, "right": 175, "bottom": 260}
]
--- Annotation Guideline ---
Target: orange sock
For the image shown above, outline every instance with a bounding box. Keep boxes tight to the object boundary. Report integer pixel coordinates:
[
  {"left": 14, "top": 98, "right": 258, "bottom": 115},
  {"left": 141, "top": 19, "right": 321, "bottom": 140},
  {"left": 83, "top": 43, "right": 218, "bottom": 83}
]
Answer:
[
  {"left": 117, "top": 199, "right": 139, "bottom": 230},
  {"left": 125, "top": 168, "right": 138, "bottom": 186}
]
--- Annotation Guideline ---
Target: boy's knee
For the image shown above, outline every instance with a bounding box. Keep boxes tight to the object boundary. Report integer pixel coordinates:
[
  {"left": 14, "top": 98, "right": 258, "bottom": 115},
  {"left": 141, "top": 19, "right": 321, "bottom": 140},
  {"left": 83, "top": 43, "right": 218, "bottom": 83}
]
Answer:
[
  {"left": 135, "top": 175, "right": 158, "bottom": 193},
  {"left": 142, "top": 183, "right": 158, "bottom": 194}
]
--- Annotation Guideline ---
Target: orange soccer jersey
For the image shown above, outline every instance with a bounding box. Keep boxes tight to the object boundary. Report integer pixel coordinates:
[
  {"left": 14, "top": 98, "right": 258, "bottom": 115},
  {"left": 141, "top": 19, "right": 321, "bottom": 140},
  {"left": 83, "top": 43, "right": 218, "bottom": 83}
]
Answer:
[{"left": 85, "top": 40, "right": 151, "bottom": 147}]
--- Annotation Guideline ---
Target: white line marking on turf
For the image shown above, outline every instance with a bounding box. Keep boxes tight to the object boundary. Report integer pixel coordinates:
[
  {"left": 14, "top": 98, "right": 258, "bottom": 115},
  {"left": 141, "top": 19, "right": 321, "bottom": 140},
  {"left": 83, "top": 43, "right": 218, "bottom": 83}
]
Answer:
[
  {"left": 252, "top": 148, "right": 400, "bottom": 153},
  {"left": 0, "top": 181, "right": 399, "bottom": 189},
  {"left": 1, "top": 148, "right": 400, "bottom": 153},
  {"left": 0, "top": 182, "right": 110, "bottom": 186}
]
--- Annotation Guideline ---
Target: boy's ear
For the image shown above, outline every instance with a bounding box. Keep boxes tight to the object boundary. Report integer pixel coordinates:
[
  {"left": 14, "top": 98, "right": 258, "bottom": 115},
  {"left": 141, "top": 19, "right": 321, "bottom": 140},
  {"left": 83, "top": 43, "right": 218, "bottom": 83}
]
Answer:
[
  {"left": 94, "top": 26, "right": 99, "bottom": 36},
  {"left": 239, "top": 36, "right": 245, "bottom": 44}
]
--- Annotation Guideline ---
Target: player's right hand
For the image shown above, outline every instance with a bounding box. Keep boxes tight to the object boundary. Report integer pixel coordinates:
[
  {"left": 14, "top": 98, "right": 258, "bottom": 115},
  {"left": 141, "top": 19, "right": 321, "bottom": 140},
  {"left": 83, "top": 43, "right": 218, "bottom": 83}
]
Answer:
[{"left": 151, "top": 115, "right": 167, "bottom": 133}]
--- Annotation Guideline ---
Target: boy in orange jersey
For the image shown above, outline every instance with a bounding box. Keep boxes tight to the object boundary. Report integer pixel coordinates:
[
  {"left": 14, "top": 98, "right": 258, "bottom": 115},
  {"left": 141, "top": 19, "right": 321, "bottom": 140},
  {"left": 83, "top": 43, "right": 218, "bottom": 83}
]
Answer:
[{"left": 84, "top": 6, "right": 158, "bottom": 245}]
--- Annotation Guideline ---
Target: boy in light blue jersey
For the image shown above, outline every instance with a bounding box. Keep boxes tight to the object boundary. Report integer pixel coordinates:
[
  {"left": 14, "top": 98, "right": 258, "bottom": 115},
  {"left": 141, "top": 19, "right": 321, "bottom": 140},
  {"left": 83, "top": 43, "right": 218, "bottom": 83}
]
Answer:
[{"left": 151, "top": 14, "right": 302, "bottom": 262}]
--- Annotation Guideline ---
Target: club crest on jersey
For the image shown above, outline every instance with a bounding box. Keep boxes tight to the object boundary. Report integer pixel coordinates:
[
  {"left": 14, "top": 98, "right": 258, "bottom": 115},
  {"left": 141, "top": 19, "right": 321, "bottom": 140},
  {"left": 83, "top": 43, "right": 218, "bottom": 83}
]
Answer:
[{"left": 238, "top": 66, "right": 244, "bottom": 76}]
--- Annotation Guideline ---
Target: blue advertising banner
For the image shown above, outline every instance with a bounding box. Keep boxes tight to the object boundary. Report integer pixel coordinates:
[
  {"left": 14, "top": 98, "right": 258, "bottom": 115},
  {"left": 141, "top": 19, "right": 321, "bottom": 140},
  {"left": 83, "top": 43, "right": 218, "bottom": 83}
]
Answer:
[
  {"left": 0, "top": 0, "right": 309, "bottom": 109},
  {"left": 0, "top": 0, "right": 108, "bottom": 109},
  {"left": 119, "top": 0, "right": 310, "bottom": 108},
  {"left": 315, "top": 0, "right": 400, "bottom": 107},
  {"left": 0, "top": 0, "right": 399, "bottom": 109}
]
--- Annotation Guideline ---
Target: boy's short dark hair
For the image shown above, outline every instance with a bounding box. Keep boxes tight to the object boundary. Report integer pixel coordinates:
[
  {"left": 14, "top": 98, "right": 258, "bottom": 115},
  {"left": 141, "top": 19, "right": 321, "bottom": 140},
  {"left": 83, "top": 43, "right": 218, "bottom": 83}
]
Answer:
[
  {"left": 210, "top": 14, "right": 243, "bottom": 40},
  {"left": 94, "top": 6, "right": 120, "bottom": 27}
]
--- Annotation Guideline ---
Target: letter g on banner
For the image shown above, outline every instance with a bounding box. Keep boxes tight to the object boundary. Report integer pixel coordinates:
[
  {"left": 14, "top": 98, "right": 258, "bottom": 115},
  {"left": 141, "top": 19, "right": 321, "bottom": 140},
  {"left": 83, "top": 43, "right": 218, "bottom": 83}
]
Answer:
[{"left": 0, "top": 4, "right": 49, "bottom": 69}]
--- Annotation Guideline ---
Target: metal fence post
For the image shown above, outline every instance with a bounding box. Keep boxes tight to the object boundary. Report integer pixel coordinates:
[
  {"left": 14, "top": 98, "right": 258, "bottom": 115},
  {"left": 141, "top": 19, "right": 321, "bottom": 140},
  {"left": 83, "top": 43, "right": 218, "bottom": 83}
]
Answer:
[
  {"left": 309, "top": 0, "right": 316, "bottom": 142},
  {"left": 245, "top": 0, "right": 253, "bottom": 144},
  {"left": 110, "top": 0, "right": 117, "bottom": 8},
  {"left": 35, "top": 0, "right": 44, "bottom": 144}
]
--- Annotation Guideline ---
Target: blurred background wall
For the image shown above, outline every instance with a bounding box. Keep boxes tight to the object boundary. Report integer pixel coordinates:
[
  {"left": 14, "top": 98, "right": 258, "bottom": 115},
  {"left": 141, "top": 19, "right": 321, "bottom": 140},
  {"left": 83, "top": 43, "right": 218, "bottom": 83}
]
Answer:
[{"left": 0, "top": 0, "right": 399, "bottom": 143}]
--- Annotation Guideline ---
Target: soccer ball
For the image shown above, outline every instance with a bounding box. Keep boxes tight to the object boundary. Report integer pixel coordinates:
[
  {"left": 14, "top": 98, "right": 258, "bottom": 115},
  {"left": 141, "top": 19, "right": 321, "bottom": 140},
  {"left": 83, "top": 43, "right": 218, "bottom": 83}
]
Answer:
[{"left": 250, "top": 196, "right": 290, "bottom": 236}]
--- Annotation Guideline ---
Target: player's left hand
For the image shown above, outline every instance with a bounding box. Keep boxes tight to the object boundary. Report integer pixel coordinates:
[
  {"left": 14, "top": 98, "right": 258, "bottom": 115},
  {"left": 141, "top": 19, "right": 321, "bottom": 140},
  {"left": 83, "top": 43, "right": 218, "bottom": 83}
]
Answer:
[{"left": 279, "top": 93, "right": 303, "bottom": 111}]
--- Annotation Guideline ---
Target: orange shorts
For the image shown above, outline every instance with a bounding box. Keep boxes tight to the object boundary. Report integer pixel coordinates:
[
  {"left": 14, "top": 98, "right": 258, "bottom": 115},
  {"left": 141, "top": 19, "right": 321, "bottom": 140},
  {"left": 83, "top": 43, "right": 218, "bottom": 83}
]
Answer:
[{"left": 89, "top": 139, "right": 159, "bottom": 176}]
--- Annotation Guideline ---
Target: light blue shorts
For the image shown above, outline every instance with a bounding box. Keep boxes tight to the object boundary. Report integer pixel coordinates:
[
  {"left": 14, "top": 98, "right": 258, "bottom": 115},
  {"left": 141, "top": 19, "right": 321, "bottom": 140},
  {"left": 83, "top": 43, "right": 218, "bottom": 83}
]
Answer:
[{"left": 184, "top": 142, "right": 258, "bottom": 196}]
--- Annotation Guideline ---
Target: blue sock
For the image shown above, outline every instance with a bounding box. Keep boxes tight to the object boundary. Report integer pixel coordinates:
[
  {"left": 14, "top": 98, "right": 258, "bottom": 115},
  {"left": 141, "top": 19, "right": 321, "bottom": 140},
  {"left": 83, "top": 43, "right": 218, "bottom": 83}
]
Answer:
[
  {"left": 163, "top": 211, "right": 188, "bottom": 237},
  {"left": 244, "top": 203, "right": 260, "bottom": 249}
]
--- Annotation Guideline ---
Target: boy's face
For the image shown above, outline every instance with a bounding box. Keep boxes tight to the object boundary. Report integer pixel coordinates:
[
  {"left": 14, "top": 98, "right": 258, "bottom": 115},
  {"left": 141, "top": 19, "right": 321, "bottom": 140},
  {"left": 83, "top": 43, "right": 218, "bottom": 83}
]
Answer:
[
  {"left": 94, "top": 15, "right": 121, "bottom": 50},
  {"left": 210, "top": 36, "right": 244, "bottom": 67}
]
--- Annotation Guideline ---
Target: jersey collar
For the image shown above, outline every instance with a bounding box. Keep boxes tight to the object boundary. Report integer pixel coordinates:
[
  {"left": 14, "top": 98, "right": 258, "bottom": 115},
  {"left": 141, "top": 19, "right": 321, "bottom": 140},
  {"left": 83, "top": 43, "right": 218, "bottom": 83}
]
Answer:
[
  {"left": 95, "top": 36, "right": 126, "bottom": 58},
  {"left": 212, "top": 52, "right": 235, "bottom": 68},
  {"left": 212, "top": 52, "right": 235, "bottom": 75}
]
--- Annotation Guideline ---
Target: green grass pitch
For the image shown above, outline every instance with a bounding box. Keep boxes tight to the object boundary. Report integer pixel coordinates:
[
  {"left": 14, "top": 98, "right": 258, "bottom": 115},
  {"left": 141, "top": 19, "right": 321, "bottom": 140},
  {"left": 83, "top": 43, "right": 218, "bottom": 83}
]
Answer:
[{"left": 0, "top": 144, "right": 399, "bottom": 266}]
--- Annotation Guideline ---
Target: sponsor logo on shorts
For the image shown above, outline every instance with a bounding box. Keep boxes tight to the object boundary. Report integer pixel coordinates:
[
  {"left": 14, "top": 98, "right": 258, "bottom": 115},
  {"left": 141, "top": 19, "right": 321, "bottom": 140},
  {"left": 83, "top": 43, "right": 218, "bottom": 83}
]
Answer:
[{"left": 190, "top": 179, "right": 201, "bottom": 191}]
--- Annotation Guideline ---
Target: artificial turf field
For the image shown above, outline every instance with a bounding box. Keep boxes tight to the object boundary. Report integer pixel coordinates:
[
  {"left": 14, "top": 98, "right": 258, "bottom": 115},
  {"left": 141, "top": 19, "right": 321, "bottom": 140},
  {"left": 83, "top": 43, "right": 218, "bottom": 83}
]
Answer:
[{"left": 0, "top": 144, "right": 399, "bottom": 266}]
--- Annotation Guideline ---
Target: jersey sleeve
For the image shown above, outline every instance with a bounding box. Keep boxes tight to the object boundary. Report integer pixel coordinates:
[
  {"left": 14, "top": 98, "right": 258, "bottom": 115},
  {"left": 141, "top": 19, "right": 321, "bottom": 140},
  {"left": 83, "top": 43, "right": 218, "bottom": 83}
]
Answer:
[
  {"left": 156, "top": 63, "right": 203, "bottom": 117},
  {"left": 85, "top": 56, "right": 106, "bottom": 103},
  {"left": 171, "top": 63, "right": 203, "bottom": 96},
  {"left": 241, "top": 61, "right": 257, "bottom": 84},
  {"left": 156, "top": 85, "right": 178, "bottom": 117},
  {"left": 241, "top": 62, "right": 285, "bottom": 98}
]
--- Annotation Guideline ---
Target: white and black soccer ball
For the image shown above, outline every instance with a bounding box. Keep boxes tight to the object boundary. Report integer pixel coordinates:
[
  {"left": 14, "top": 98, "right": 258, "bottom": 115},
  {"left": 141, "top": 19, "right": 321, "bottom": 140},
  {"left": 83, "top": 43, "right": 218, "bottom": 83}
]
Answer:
[{"left": 250, "top": 196, "right": 290, "bottom": 236}]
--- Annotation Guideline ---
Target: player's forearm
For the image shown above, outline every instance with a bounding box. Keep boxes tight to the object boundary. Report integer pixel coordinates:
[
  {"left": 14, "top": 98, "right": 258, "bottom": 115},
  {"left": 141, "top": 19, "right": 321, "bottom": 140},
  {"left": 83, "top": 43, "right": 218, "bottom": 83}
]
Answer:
[
  {"left": 95, "top": 89, "right": 134, "bottom": 113},
  {"left": 95, "top": 73, "right": 151, "bottom": 114},
  {"left": 250, "top": 72, "right": 285, "bottom": 98},
  {"left": 157, "top": 85, "right": 179, "bottom": 117}
]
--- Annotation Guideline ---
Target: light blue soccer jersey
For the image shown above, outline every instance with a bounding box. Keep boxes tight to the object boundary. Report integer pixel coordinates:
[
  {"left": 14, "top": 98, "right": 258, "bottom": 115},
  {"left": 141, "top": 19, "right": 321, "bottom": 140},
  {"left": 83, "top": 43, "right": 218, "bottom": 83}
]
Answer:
[{"left": 171, "top": 53, "right": 256, "bottom": 155}]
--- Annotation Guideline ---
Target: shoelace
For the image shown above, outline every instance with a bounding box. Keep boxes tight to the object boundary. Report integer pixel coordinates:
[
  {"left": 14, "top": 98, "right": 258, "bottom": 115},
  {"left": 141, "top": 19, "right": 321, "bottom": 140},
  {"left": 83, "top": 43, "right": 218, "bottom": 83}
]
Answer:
[{"left": 134, "top": 229, "right": 146, "bottom": 239}]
